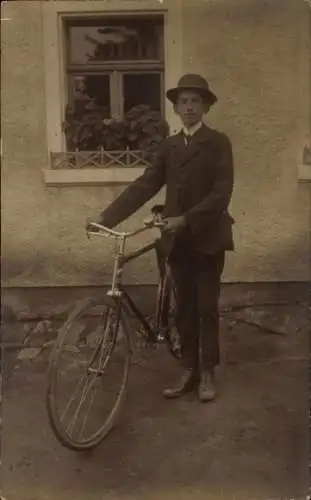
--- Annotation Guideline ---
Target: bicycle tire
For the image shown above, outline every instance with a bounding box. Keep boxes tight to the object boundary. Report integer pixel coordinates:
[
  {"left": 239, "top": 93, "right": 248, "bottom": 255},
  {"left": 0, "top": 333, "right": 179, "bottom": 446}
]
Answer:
[{"left": 46, "top": 296, "right": 131, "bottom": 451}]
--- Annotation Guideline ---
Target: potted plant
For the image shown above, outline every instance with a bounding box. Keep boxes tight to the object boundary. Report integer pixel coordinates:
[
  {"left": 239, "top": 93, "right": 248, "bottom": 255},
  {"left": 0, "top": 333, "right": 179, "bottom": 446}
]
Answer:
[
  {"left": 126, "top": 104, "right": 170, "bottom": 162},
  {"left": 62, "top": 100, "right": 169, "bottom": 166},
  {"left": 62, "top": 100, "right": 126, "bottom": 151}
]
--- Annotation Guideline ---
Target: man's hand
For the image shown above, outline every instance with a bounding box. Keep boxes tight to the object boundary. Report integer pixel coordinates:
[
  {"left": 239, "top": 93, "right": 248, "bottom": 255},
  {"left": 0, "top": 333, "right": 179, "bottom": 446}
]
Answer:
[{"left": 161, "top": 216, "right": 187, "bottom": 235}]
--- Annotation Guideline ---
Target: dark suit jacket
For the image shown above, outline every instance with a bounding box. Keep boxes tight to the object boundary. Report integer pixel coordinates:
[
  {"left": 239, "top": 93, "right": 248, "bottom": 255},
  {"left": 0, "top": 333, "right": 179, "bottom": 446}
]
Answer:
[{"left": 100, "top": 124, "right": 234, "bottom": 254}]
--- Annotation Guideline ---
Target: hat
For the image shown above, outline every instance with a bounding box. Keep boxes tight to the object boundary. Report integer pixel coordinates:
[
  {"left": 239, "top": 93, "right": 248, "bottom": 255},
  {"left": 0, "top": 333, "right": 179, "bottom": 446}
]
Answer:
[{"left": 166, "top": 74, "right": 217, "bottom": 106}]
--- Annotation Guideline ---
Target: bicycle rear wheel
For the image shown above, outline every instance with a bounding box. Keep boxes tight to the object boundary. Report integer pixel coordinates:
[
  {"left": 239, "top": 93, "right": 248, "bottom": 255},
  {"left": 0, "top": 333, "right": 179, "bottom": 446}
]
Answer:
[
  {"left": 46, "top": 297, "right": 131, "bottom": 451},
  {"left": 157, "top": 265, "right": 181, "bottom": 360}
]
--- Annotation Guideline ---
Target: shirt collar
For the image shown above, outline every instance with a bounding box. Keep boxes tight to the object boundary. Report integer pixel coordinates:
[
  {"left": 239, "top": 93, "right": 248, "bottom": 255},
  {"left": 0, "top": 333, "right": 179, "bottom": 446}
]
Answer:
[{"left": 183, "top": 121, "right": 203, "bottom": 137}]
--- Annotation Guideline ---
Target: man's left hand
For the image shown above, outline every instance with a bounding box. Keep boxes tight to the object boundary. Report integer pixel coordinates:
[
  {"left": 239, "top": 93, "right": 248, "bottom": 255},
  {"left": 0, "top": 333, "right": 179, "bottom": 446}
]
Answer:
[{"left": 162, "top": 216, "right": 187, "bottom": 234}]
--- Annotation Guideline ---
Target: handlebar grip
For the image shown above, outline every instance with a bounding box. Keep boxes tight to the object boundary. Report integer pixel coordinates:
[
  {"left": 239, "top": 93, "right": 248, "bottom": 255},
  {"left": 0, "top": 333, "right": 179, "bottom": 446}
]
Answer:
[{"left": 143, "top": 216, "right": 167, "bottom": 229}]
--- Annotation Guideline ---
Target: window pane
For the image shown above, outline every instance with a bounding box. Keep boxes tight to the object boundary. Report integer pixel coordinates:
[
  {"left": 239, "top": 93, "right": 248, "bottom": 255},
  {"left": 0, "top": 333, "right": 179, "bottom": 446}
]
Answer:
[
  {"left": 123, "top": 73, "right": 162, "bottom": 113},
  {"left": 66, "top": 74, "right": 112, "bottom": 151},
  {"left": 69, "top": 74, "right": 111, "bottom": 115},
  {"left": 67, "top": 17, "right": 164, "bottom": 64}
]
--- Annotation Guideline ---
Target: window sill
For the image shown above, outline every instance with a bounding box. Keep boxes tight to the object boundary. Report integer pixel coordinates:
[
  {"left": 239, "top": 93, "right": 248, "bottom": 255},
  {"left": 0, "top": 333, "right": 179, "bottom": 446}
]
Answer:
[
  {"left": 43, "top": 167, "right": 146, "bottom": 187},
  {"left": 298, "top": 164, "right": 311, "bottom": 182}
]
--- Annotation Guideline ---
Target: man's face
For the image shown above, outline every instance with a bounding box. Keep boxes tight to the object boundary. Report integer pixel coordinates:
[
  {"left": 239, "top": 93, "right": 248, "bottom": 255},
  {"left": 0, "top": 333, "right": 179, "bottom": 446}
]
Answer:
[{"left": 174, "top": 90, "right": 208, "bottom": 128}]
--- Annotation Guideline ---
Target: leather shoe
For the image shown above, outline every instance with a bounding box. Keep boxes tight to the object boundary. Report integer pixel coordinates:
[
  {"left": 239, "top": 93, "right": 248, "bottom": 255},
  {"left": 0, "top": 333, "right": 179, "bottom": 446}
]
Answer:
[
  {"left": 198, "top": 371, "right": 216, "bottom": 402},
  {"left": 163, "top": 368, "right": 198, "bottom": 399}
]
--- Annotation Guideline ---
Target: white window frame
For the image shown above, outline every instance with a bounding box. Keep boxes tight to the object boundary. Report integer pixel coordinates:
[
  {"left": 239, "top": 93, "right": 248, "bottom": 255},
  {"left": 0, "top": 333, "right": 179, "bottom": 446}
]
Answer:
[{"left": 42, "top": 1, "right": 183, "bottom": 186}]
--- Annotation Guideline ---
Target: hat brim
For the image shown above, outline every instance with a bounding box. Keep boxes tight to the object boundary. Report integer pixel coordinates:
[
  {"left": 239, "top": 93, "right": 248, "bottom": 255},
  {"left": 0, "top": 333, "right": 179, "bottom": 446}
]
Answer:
[{"left": 166, "top": 86, "right": 217, "bottom": 106}]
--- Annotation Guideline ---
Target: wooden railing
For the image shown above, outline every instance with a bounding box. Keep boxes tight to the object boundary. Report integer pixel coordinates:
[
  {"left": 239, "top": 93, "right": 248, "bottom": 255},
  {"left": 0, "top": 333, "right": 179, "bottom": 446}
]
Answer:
[{"left": 50, "top": 148, "right": 152, "bottom": 169}]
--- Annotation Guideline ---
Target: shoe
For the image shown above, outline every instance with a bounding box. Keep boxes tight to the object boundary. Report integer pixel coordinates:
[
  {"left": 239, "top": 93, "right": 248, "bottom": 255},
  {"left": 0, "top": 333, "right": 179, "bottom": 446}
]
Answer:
[
  {"left": 198, "top": 371, "right": 216, "bottom": 402},
  {"left": 163, "top": 368, "right": 198, "bottom": 399}
]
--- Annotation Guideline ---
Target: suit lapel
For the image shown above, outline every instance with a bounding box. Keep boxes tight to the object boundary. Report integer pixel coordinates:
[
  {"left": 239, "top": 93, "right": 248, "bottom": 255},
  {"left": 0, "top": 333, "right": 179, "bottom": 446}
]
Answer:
[
  {"left": 170, "top": 131, "right": 187, "bottom": 169},
  {"left": 170, "top": 124, "right": 214, "bottom": 169}
]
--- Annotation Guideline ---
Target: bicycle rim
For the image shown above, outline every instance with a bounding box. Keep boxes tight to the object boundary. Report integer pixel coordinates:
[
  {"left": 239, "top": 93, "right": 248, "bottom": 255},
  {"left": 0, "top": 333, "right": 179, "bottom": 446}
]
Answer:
[{"left": 46, "top": 297, "right": 131, "bottom": 451}]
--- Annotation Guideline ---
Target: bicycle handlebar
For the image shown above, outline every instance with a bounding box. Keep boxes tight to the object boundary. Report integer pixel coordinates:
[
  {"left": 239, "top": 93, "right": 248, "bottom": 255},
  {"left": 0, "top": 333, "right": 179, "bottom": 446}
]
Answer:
[{"left": 87, "top": 218, "right": 166, "bottom": 240}]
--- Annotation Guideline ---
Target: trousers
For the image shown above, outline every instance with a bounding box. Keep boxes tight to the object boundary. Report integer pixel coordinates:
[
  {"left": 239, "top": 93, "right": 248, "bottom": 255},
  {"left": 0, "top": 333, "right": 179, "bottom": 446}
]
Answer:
[{"left": 168, "top": 241, "right": 225, "bottom": 372}]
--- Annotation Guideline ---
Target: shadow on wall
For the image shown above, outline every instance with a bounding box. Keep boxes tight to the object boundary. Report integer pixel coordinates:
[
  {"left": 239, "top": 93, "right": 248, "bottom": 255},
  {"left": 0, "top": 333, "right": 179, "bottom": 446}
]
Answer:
[
  {"left": 2, "top": 247, "right": 114, "bottom": 286},
  {"left": 3, "top": 232, "right": 159, "bottom": 286}
]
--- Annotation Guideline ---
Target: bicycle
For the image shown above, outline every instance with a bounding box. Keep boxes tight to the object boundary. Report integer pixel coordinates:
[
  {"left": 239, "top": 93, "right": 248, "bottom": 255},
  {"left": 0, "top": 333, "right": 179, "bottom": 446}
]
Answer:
[{"left": 46, "top": 207, "right": 181, "bottom": 451}]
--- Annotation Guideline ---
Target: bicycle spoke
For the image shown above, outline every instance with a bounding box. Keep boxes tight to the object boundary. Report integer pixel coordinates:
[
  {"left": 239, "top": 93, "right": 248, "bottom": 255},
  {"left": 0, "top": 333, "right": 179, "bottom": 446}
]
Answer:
[
  {"left": 60, "top": 366, "right": 89, "bottom": 425},
  {"left": 60, "top": 336, "right": 103, "bottom": 424},
  {"left": 78, "top": 379, "right": 99, "bottom": 439},
  {"left": 61, "top": 314, "right": 118, "bottom": 438},
  {"left": 77, "top": 336, "right": 115, "bottom": 439},
  {"left": 65, "top": 371, "right": 97, "bottom": 438},
  {"left": 95, "top": 314, "right": 122, "bottom": 372}
]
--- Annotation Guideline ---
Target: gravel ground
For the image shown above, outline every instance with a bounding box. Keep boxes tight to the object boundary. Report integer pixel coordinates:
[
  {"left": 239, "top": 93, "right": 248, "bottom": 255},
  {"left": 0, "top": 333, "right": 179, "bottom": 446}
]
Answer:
[{"left": 1, "top": 302, "right": 309, "bottom": 500}]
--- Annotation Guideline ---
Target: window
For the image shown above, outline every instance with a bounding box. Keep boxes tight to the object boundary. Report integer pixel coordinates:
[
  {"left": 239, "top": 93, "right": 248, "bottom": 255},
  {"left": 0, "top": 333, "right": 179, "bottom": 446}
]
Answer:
[
  {"left": 42, "top": 1, "right": 183, "bottom": 184},
  {"left": 63, "top": 15, "right": 165, "bottom": 152}
]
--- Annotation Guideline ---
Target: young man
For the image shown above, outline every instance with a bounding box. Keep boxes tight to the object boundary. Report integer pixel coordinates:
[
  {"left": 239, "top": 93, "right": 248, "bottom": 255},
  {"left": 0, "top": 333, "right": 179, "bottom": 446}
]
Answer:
[{"left": 93, "top": 74, "right": 234, "bottom": 402}]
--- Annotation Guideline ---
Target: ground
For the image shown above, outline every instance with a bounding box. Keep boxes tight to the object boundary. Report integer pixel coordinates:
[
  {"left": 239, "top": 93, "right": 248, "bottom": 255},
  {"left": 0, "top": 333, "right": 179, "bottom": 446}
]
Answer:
[{"left": 1, "top": 301, "right": 310, "bottom": 500}]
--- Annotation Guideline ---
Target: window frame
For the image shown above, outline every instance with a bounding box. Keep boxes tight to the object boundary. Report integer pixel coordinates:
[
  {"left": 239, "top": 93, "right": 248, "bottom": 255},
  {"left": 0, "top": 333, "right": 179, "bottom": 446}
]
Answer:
[
  {"left": 64, "top": 14, "right": 165, "bottom": 119},
  {"left": 65, "top": 14, "right": 165, "bottom": 67},
  {"left": 42, "top": 1, "right": 183, "bottom": 155},
  {"left": 67, "top": 70, "right": 165, "bottom": 117}
]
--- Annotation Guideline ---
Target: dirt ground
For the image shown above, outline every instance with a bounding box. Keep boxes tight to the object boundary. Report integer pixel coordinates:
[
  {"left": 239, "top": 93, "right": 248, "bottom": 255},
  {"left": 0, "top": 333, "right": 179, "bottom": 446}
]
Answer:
[{"left": 1, "top": 302, "right": 310, "bottom": 500}]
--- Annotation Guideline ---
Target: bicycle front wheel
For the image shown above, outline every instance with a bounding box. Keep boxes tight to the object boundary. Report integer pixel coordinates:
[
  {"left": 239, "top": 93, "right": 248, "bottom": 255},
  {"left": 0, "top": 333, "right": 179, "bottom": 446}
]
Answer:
[{"left": 46, "top": 297, "right": 131, "bottom": 451}]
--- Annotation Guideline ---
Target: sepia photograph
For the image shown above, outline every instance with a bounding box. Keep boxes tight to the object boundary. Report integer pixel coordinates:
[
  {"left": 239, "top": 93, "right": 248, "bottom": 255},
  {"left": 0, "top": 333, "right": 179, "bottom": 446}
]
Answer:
[{"left": 1, "top": 0, "right": 310, "bottom": 499}]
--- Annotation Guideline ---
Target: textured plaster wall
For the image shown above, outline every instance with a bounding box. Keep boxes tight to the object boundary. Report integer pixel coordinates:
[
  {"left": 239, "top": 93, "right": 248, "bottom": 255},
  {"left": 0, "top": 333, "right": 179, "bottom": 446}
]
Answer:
[
  {"left": 2, "top": 0, "right": 310, "bottom": 287},
  {"left": 181, "top": 0, "right": 311, "bottom": 281}
]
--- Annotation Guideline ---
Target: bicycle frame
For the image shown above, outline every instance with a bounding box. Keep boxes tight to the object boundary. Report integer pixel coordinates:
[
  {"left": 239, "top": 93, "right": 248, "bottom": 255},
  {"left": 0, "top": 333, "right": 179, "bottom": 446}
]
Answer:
[
  {"left": 87, "top": 215, "right": 174, "bottom": 344},
  {"left": 105, "top": 237, "right": 167, "bottom": 344}
]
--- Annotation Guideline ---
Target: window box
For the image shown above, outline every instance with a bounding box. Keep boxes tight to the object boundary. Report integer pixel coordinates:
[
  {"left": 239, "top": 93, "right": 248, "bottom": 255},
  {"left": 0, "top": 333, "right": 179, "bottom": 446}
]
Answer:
[
  {"left": 50, "top": 149, "right": 152, "bottom": 170},
  {"left": 43, "top": 148, "right": 150, "bottom": 186},
  {"left": 43, "top": 167, "right": 146, "bottom": 187}
]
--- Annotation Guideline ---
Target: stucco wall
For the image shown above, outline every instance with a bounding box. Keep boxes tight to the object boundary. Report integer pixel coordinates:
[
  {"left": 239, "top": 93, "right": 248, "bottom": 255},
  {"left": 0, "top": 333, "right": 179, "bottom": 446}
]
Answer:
[{"left": 2, "top": 0, "right": 310, "bottom": 287}]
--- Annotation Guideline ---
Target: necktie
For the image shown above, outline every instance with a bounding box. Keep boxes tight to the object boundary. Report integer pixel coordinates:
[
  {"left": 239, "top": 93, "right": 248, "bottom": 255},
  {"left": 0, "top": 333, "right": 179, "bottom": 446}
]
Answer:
[{"left": 184, "top": 134, "right": 192, "bottom": 146}]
